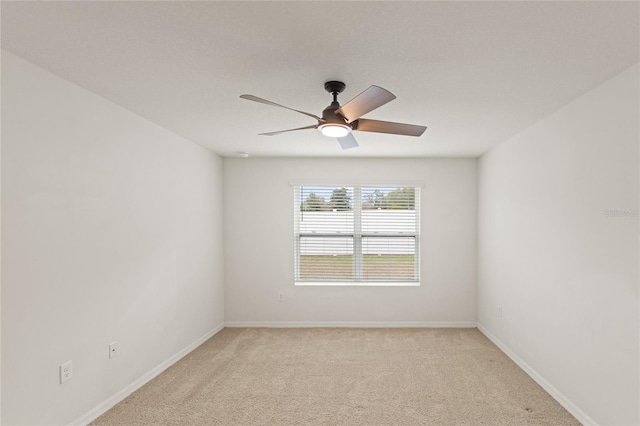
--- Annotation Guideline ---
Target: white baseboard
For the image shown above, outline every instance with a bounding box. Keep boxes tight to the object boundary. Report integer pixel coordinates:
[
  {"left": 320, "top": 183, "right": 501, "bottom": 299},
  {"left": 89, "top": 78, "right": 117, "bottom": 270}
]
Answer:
[
  {"left": 71, "top": 323, "right": 225, "bottom": 426},
  {"left": 477, "top": 323, "right": 597, "bottom": 426},
  {"left": 224, "top": 321, "right": 478, "bottom": 328}
]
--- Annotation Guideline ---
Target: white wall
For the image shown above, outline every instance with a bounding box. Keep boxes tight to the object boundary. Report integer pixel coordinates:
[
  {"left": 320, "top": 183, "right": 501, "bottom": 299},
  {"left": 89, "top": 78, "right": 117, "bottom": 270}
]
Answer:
[
  {"left": 478, "top": 64, "right": 639, "bottom": 425},
  {"left": 224, "top": 158, "right": 477, "bottom": 324},
  {"left": 1, "top": 51, "right": 225, "bottom": 425}
]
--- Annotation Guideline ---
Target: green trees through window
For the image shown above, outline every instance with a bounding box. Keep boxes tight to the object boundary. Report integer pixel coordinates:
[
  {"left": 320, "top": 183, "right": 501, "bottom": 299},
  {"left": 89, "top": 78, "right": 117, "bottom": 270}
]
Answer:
[
  {"left": 301, "top": 187, "right": 352, "bottom": 211},
  {"left": 300, "top": 187, "right": 415, "bottom": 211}
]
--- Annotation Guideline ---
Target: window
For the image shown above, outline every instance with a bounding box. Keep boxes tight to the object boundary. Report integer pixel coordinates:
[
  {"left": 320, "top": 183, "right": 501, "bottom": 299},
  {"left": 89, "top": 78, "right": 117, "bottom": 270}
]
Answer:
[{"left": 294, "top": 185, "right": 420, "bottom": 285}]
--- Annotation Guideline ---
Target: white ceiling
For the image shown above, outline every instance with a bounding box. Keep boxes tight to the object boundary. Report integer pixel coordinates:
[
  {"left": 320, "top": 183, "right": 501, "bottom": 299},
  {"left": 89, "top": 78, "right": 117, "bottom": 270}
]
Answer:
[{"left": 2, "top": 1, "right": 638, "bottom": 158}]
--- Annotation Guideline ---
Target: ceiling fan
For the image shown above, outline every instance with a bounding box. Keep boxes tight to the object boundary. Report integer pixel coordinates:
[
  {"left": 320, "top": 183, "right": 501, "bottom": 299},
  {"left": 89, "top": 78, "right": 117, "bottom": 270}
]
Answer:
[{"left": 240, "top": 81, "right": 427, "bottom": 150}]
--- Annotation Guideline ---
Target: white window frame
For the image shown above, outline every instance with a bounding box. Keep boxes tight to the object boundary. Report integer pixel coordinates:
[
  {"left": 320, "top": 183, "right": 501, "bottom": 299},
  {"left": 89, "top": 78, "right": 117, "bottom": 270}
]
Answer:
[{"left": 293, "top": 185, "right": 420, "bottom": 286}]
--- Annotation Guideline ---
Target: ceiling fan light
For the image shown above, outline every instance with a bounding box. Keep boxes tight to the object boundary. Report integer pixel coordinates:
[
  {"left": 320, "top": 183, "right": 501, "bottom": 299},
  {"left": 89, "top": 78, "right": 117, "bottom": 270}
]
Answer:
[{"left": 320, "top": 124, "right": 350, "bottom": 138}]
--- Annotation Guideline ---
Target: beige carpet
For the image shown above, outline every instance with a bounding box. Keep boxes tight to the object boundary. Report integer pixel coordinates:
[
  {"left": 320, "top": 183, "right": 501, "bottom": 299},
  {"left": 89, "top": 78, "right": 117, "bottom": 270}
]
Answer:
[{"left": 93, "top": 328, "right": 580, "bottom": 425}]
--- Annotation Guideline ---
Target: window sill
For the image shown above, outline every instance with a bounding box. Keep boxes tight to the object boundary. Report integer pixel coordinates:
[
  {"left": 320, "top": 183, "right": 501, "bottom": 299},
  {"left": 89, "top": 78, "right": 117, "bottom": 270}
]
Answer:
[{"left": 294, "top": 281, "right": 420, "bottom": 287}]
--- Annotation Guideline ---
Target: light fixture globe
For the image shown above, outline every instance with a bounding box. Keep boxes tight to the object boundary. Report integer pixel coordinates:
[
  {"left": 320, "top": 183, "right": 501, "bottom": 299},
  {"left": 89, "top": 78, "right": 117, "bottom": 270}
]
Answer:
[{"left": 319, "top": 123, "right": 350, "bottom": 138}]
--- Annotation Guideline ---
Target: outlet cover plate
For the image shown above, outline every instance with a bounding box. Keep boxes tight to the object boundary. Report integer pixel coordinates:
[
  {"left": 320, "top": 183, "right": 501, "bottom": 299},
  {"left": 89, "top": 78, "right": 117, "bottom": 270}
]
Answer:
[{"left": 60, "top": 360, "right": 73, "bottom": 384}]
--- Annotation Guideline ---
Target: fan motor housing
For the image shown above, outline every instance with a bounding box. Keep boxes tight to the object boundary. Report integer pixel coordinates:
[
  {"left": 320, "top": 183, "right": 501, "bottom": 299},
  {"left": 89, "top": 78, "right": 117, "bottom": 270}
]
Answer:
[{"left": 322, "top": 102, "right": 348, "bottom": 126}]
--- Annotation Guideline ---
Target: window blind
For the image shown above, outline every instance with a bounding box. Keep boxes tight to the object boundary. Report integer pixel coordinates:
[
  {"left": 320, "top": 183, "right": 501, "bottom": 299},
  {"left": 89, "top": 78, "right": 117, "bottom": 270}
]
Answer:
[{"left": 294, "top": 185, "right": 420, "bottom": 284}]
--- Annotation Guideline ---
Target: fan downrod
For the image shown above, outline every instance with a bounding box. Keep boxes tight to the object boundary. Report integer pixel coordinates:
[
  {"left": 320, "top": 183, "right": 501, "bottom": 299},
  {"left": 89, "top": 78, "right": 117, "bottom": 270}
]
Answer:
[{"left": 324, "top": 81, "right": 345, "bottom": 103}]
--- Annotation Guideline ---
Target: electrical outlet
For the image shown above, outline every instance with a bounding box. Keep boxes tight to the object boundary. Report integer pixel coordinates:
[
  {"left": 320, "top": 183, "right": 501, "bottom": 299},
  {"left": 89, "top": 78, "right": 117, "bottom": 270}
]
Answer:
[
  {"left": 109, "top": 342, "right": 118, "bottom": 359},
  {"left": 278, "top": 291, "right": 285, "bottom": 302},
  {"left": 498, "top": 306, "right": 503, "bottom": 319},
  {"left": 60, "top": 360, "right": 73, "bottom": 384}
]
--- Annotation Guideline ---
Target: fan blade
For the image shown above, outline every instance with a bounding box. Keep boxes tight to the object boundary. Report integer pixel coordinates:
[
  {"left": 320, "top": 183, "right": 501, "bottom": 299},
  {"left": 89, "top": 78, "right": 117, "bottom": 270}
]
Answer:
[
  {"left": 240, "top": 95, "right": 323, "bottom": 122},
  {"left": 335, "top": 86, "right": 396, "bottom": 122},
  {"left": 353, "top": 118, "right": 426, "bottom": 137},
  {"left": 259, "top": 125, "right": 318, "bottom": 136},
  {"left": 337, "top": 133, "right": 359, "bottom": 150}
]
